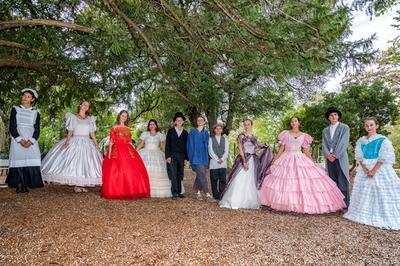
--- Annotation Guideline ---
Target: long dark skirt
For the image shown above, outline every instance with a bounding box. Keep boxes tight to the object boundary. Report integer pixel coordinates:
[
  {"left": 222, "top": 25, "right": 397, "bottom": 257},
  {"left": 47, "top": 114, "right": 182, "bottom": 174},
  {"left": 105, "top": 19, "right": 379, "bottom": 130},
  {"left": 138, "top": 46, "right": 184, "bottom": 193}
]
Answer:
[{"left": 6, "top": 166, "right": 43, "bottom": 188}]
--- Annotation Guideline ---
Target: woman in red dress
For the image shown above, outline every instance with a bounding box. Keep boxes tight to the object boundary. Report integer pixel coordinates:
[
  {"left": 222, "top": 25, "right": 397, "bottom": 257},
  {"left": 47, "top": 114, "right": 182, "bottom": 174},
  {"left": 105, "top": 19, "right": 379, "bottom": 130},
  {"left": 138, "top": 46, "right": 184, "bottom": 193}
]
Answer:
[{"left": 102, "top": 110, "right": 150, "bottom": 199}]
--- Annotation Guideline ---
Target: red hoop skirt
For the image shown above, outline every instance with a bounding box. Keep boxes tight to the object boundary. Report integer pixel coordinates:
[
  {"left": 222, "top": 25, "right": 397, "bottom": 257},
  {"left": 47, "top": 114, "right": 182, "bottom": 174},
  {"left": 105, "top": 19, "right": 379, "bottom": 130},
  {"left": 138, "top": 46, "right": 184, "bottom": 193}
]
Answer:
[{"left": 102, "top": 126, "right": 150, "bottom": 199}]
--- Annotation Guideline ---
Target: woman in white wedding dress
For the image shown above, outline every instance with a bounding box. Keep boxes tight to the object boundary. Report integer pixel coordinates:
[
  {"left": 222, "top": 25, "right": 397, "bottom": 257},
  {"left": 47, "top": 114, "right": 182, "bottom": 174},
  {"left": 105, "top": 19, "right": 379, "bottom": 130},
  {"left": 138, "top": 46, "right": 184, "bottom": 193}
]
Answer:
[
  {"left": 219, "top": 119, "right": 272, "bottom": 209},
  {"left": 41, "top": 101, "right": 102, "bottom": 192},
  {"left": 137, "top": 119, "right": 184, "bottom": 198}
]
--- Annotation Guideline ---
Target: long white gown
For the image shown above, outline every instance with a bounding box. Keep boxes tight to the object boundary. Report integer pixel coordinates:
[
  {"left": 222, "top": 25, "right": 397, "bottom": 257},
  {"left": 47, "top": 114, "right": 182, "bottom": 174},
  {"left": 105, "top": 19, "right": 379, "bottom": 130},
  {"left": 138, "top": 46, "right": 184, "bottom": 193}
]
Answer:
[
  {"left": 219, "top": 135, "right": 260, "bottom": 209},
  {"left": 41, "top": 112, "right": 102, "bottom": 186},
  {"left": 138, "top": 131, "right": 184, "bottom": 197}
]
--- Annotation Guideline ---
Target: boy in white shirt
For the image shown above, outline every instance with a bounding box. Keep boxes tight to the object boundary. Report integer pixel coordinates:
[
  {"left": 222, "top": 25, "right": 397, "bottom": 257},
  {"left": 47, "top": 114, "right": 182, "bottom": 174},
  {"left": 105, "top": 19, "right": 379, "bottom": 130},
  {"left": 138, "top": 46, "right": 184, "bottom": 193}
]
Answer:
[{"left": 208, "top": 124, "right": 229, "bottom": 200}]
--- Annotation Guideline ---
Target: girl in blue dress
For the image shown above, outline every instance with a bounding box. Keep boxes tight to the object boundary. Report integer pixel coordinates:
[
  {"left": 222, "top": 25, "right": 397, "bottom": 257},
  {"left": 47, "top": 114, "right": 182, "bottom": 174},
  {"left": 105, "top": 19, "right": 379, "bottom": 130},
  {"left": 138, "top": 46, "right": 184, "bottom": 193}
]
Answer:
[{"left": 344, "top": 117, "right": 400, "bottom": 230}]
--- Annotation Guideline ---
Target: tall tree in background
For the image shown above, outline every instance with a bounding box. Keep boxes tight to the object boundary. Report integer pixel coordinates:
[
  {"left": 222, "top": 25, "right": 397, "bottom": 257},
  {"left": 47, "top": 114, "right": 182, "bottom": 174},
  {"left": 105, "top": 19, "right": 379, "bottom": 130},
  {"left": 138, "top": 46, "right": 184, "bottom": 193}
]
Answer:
[{"left": 0, "top": 0, "right": 376, "bottom": 150}]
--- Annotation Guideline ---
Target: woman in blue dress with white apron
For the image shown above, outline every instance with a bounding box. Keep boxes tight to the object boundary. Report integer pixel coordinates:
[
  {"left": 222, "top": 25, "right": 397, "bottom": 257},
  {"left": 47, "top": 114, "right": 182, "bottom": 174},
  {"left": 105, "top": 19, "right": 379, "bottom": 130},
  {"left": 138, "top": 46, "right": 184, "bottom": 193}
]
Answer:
[{"left": 6, "top": 88, "right": 43, "bottom": 193}]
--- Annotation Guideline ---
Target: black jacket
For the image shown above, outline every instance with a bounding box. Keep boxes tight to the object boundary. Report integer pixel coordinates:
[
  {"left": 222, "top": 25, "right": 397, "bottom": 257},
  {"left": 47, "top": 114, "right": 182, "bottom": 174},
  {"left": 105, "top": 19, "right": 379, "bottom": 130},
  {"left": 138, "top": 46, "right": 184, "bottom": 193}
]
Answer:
[{"left": 165, "top": 127, "right": 188, "bottom": 160}]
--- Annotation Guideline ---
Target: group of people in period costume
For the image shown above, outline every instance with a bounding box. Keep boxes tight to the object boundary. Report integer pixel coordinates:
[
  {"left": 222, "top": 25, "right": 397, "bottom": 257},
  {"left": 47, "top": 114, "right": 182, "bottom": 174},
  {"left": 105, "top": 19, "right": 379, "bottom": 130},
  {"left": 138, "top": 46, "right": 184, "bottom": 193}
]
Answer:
[{"left": 5, "top": 88, "right": 400, "bottom": 231}]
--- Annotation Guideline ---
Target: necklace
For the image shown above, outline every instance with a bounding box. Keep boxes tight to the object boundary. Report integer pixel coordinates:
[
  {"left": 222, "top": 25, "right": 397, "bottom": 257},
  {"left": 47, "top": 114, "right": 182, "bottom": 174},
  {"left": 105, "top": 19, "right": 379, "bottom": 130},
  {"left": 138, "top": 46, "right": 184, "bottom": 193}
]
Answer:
[{"left": 290, "top": 130, "right": 302, "bottom": 139}]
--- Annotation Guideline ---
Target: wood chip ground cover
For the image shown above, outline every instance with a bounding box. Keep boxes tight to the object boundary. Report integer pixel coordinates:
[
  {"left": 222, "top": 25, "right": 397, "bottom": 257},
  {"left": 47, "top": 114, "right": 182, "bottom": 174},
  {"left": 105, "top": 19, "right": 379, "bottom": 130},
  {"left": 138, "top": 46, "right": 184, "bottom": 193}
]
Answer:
[{"left": 0, "top": 171, "right": 399, "bottom": 265}]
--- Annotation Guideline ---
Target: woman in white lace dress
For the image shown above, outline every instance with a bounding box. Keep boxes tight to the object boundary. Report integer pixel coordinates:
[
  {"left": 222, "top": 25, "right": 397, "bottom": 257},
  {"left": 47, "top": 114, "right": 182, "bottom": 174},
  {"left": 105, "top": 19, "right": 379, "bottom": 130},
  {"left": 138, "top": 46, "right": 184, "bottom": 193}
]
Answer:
[
  {"left": 41, "top": 101, "right": 103, "bottom": 192},
  {"left": 137, "top": 119, "right": 184, "bottom": 198}
]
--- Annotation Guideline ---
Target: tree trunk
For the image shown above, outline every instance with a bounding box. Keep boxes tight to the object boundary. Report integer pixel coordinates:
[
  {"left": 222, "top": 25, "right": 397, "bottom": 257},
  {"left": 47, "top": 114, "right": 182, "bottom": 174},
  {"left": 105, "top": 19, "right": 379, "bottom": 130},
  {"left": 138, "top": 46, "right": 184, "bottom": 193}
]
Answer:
[
  {"left": 223, "top": 92, "right": 236, "bottom": 135},
  {"left": 206, "top": 109, "right": 217, "bottom": 135},
  {"left": 187, "top": 106, "right": 199, "bottom": 128}
]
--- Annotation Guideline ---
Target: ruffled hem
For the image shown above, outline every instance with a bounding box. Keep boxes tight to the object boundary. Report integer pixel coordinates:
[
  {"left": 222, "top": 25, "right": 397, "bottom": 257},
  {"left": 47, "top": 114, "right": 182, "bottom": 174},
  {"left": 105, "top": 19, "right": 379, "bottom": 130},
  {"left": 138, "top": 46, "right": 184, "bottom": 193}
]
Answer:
[
  {"left": 344, "top": 168, "right": 400, "bottom": 229},
  {"left": 269, "top": 164, "right": 328, "bottom": 180},
  {"left": 43, "top": 175, "right": 102, "bottom": 187},
  {"left": 262, "top": 201, "right": 345, "bottom": 214},
  {"left": 260, "top": 186, "right": 346, "bottom": 214},
  {"left": 261, "top": 174, "right": 342, "bottom": 193},
  {"left": 260, "top": 192, "right": 345, "bottom": 214},
  {"left": 344, "top": 213, "right": 400, "bottom": 230}
]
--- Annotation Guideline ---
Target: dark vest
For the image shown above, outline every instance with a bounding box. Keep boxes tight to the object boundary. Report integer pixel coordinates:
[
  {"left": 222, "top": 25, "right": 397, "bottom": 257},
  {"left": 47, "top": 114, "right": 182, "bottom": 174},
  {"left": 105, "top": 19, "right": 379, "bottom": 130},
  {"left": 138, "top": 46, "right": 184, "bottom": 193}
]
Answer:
[{"left": 211, "top": 135, "right": 225, "bottom": 158}]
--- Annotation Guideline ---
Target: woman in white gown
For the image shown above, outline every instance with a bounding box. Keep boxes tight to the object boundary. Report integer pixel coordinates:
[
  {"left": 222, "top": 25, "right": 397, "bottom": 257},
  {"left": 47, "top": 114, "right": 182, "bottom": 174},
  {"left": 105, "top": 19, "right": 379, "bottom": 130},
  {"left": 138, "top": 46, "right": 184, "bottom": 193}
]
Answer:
[
  {"left": 41, "top": 101, "right": 103, "bottom": 192},
  {"left": 219, "top": 119, "right": 272, "bottom": 209},
  {"left": 137, "top": 119, "right": 184, "bottom": 198}
]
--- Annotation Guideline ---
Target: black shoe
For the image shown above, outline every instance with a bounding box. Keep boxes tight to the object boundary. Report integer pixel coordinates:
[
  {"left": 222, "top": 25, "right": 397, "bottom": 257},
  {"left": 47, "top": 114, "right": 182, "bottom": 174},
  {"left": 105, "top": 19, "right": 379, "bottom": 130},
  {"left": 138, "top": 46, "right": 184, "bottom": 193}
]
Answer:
[
  {"left": 172, "top": 195, "right": 178, "bottom": 200},
  {"left": 21, "top": 186, "right": 29, "bottom": 193},
  {"left": 178, "top": 194, "right": 185, "bottom": 198},
  {"left": 16, "top": 185, "right": 22, "bottom": 194}
]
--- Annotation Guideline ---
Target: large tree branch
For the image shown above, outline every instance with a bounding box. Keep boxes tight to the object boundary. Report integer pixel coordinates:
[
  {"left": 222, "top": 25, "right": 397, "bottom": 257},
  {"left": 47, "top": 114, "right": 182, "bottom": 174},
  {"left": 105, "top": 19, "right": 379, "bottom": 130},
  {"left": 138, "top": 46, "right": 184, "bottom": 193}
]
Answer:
[
  {"left": 211, "top": 0, "right": 269, "bottom": 40},
  {"left": 263, "top": 0, "right": 319, "bottom": 33},
  {"left": 132, "top": 96, "right": 161, "bottom": 121},
  {"left": 104, "top": 0, "right": 194, "bottom": 106},
  {"left": 0, "top": 19, "right": 94, "bottom": 33},
  {"left": 156, "top": 0, "right": 211, "bottom": 55},
  {"left": 0, "top": 39, "right": 42, "bottom": 54},
  {"left": 0, "top": 58, "right": 56, "bottom": 73}
]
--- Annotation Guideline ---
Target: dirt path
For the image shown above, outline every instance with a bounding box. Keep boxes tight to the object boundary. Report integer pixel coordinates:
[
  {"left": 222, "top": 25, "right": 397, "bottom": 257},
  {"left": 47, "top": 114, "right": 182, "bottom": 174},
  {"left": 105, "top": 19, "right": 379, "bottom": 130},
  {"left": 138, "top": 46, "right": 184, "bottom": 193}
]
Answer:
[{"left": 0, "top": 172, "right": 399, "bottom": 265}]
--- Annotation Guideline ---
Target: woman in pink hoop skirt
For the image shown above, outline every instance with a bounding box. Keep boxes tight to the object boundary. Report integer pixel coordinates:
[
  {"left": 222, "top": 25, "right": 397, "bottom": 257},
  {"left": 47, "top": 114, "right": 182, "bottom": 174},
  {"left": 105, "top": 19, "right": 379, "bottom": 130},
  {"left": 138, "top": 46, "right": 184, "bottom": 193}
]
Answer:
[{"left": 259, "top": 117, "right": 346, "bottom": 214}]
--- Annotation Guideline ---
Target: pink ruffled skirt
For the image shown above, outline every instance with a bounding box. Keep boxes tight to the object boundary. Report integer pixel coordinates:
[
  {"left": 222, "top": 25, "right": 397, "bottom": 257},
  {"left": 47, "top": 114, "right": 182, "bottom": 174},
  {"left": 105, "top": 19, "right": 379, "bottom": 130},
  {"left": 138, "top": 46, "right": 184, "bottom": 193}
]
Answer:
[{"left": 259, "top": 151, "right": 345, "bottom": 214}]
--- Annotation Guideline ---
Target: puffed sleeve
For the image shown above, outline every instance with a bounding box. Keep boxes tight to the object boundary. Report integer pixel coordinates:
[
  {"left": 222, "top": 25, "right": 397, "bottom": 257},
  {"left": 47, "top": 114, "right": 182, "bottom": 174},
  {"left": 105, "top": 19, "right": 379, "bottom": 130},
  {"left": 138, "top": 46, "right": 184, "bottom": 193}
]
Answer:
[
  {"left": 355, "top": 138, "right": 363, "bottom": 162},
  {"left": 159, "top": 132, "right": 166, "bottom": 142},
  {"left": 278, "top": 130, "right": 288, "bottom": 145},
  {"left": 301, "top": 133, "right": 313, "bottom": 148},
  {"left": 109, "top": 127, "right": 116, "bottom": 143},
  {"left": 89, "top": 116, "right": 97, "bottom": 133},
  {"left": 140, "top": 131, "right": 147, "bottom": 141},
  {"left": 65, "top": 112, "right": 74, "bottom": 131},
  {"left": 378, "top": 138, "right": 396, "bottom": 165}
]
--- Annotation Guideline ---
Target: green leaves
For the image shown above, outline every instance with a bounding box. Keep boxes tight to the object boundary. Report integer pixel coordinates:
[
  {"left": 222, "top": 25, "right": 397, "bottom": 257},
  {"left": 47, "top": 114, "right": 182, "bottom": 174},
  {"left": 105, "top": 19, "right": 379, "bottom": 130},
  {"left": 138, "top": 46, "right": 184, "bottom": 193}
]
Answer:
[
  {"left": 294, "top": 80, "right": 398, "bottom": 149},
  {"left": 0, "top": 0, "right": 380, "bottom": 150}
]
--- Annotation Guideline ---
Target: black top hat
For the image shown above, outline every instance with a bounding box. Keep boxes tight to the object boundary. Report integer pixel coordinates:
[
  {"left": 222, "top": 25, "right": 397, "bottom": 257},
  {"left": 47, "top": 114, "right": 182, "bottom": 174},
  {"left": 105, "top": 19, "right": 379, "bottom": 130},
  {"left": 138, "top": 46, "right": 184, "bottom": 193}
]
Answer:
[
  {"left": 325, "top": 107, "right": 342, "bottom": 120},
  {"left": 173, "top": 112, "right": 186, "bottom": 122}
]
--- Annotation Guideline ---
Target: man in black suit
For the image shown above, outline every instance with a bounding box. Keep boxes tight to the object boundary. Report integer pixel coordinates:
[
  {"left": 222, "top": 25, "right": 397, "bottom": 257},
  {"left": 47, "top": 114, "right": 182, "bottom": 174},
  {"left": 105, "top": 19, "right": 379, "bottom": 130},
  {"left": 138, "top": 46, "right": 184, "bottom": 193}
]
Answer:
[{"left": 165, "top": 112, "right": 188, "bottom": 199}]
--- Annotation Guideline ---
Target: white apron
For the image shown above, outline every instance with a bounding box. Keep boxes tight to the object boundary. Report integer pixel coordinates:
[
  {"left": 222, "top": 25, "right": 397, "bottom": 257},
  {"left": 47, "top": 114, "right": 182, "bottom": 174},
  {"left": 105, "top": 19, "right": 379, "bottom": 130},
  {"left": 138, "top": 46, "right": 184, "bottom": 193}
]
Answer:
[{"left": 9, "top": 106, "right": 41, "bottom": 168}]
